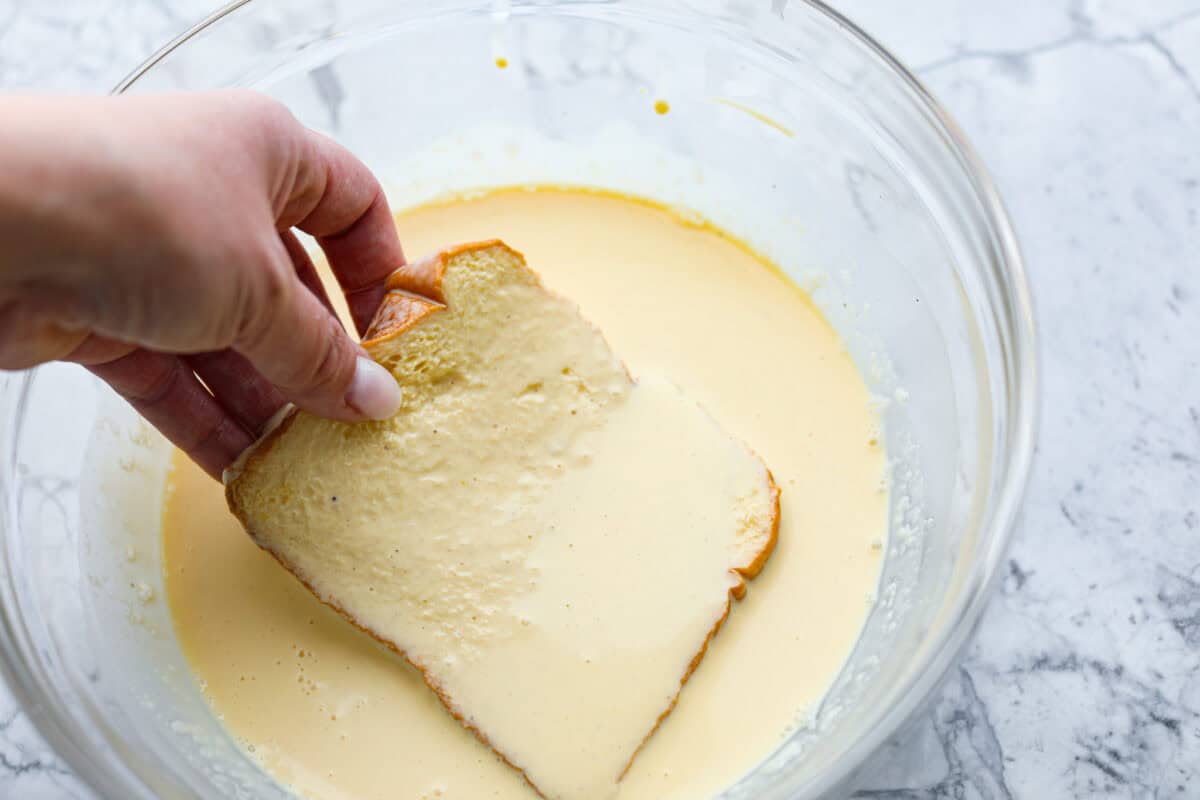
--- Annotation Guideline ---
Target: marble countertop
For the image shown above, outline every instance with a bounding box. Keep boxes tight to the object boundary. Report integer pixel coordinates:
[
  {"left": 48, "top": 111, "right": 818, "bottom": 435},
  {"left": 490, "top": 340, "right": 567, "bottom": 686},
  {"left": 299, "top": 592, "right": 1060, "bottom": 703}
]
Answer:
[{"left": 1, "top": 0, "right": 1197, "bottom": 797}]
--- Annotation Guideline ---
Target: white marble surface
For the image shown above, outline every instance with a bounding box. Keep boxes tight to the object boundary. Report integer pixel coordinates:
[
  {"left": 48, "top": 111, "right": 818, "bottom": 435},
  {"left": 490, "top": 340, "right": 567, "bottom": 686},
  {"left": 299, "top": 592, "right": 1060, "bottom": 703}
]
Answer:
[{"left": 2, "top": 0, "right": 1199, "bottom": 797}]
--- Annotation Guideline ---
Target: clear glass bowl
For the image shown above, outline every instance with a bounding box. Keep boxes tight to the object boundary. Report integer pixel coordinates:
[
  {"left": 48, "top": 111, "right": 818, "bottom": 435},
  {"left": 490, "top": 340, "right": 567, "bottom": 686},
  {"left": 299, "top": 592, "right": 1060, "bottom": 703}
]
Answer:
[{"left": 0, "top": 1, "right": 1037, "bottom": 798}]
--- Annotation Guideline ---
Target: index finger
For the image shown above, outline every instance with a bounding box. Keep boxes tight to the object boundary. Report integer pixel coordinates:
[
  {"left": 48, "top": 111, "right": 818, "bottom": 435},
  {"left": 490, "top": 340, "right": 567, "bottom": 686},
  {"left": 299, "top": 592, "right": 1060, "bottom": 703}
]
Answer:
[{"left": 277, "top": 130, "right": 406, "bottom": 337}]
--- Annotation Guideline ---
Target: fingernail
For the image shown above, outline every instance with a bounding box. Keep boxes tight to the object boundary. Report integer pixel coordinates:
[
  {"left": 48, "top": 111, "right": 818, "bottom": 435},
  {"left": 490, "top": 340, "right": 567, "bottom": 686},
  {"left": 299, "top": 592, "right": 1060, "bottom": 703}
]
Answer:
[{"left": 345, "top": 356, "right": 401, "bottom": 420}]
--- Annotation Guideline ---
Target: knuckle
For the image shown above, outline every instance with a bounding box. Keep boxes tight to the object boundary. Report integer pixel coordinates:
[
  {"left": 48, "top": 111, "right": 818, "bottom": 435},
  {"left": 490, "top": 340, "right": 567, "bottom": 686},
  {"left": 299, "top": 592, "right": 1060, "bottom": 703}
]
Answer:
[
  {"left": 301, "top": 317, "right": 353, "bottom": 394},
  {"left": 182, "top": 409, "right": 251, "bottom": 478},
  {"left": 128, "top": 357, "right": 183, "bottom": 408},
  {"left": 233, "top": 304, "right": 272, "bottom": 357},
  {"left": 256, "top": 94, "right": 295, "bottom": 127},
  {"left": 259, "top": 257, "right": 292, "bottom": 305},
  {"left": 183, "top": 409, "right": 239, "bottom": 459},
  {"left": 228, "top": 89, "right": 289, "bottom": 124},
  {"left": 233, "top": 253, "right": 292, "bottom": 354}
]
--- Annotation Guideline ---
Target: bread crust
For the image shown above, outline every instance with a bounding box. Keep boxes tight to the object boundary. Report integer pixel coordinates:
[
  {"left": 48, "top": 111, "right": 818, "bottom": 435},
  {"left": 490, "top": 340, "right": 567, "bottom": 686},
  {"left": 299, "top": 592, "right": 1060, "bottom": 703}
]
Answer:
[
  {"left": 620, "top": 467, "right": 779, "bottom": 779},
  {"left": 364, "top": 239, "right": 513, "bottom": 345},
  {"left": 225, "top": 241, "right": 781, "bottom": 798}
]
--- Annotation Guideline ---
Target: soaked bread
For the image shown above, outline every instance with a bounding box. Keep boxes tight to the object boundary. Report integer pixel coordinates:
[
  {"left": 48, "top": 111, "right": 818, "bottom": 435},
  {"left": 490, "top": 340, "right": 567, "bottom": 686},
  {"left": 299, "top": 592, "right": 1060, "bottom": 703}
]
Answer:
[{"left": 225, "top": 241, "right": 779, "bottom": 799}]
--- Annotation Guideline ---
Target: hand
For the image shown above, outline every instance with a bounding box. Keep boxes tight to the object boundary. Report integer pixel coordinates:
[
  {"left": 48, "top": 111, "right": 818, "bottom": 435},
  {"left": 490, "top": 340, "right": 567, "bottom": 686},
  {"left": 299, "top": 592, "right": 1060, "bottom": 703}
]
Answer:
[{"left": 0, "top": 90, "right": 405, "bottom": 479}]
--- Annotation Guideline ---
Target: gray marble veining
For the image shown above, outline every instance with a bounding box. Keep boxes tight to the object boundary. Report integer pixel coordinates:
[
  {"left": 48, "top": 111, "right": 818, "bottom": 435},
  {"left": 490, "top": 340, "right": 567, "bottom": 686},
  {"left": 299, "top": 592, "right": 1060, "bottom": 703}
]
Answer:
[{"left": 1, "top": 0, "right": 1198, "bottom": 797}]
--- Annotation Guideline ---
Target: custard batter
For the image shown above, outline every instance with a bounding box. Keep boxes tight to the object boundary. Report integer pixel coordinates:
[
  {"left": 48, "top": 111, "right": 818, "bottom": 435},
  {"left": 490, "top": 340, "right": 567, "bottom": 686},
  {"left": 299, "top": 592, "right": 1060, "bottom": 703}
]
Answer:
[{"left": 163, "top": 187, "right": 886, "bottom": 800}]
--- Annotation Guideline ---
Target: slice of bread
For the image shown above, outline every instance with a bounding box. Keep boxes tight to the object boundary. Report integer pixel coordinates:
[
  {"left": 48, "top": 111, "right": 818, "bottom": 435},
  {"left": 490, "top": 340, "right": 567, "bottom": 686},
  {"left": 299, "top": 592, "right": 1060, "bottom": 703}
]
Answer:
[{"left": 225, "top": 241, "right": 779, "bottom": 799}]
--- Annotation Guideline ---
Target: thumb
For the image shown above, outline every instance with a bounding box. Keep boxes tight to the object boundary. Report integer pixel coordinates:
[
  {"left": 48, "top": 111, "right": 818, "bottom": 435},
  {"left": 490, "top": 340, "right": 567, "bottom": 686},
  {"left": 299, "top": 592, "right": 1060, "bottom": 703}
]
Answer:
[{"left": 234, "top": 239, "right": 400, "bottom": 423}]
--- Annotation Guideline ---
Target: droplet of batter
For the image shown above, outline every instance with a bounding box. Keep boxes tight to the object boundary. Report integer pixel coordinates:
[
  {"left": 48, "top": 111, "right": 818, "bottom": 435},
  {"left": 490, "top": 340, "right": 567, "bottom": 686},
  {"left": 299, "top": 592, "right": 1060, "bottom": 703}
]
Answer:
[
  {"left": 654, "top": 99, "right": 670, "bottom": 115},
  {"left": 495, "top": 57, "right": 509, "bottom": 69}
]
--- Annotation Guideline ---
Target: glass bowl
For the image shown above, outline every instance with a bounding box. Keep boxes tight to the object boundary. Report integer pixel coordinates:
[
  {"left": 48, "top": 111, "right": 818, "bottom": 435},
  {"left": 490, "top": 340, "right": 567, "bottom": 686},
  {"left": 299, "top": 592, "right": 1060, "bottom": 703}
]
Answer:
[{"left": 0, "top": 1, "right": 1037, "bottom": 798}]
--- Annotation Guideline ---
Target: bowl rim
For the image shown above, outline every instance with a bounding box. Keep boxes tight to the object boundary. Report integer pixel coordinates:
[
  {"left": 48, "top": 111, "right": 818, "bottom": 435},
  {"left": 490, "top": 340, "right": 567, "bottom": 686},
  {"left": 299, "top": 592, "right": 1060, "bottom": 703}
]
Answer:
[
  {"left": 15, "top": 1, "right": 1038, "bottom": 797},
  {"left": 769, "top": 2, "right": 1039, "bottom": 797}
]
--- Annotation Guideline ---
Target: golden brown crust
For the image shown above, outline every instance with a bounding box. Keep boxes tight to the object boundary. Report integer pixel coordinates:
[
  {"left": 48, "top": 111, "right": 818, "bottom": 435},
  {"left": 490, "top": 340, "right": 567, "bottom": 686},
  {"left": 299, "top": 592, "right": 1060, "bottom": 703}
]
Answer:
[
  {"left": 382, "top": 239, "right": 515, "bottom": 301},
  {"left": 362, "top": 240, "right": 524, "bottom": 348},
  {"left": 225, "top": 239, "right": 782, "bottom": 797},
  {"left": 362, "top": 291, "right": 443, "bottom": 344},
  {"left": 733, "top": 466, "right": 782, "bottom": 592}
]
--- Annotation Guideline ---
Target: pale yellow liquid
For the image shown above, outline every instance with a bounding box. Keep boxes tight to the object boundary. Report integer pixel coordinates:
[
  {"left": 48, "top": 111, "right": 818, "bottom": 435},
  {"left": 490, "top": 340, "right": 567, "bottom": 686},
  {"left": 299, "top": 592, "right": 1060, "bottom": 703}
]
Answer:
[{"left": 163, "top": 188, "right": 886, "bottom": 800}]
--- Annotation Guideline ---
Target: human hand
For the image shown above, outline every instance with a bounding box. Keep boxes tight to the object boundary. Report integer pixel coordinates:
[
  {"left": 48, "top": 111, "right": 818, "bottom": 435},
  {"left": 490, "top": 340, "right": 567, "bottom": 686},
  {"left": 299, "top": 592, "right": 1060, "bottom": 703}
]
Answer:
[{"left": 0, "top": 90, "right": 405, "bottom": 478}]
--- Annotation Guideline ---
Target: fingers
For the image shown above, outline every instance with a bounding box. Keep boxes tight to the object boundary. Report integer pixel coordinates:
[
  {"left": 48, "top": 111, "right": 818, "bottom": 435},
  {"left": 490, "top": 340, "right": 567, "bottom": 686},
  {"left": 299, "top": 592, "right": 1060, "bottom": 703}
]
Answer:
[
  {"left": 186, "top": 350, "right": 286, "bottom": 436},
  {"left": 233, "top": 236, "right": 400, "bottom": 423},
  {"left": 317, "top": 193, "right": 401, "bottom": 336},
  {"left": 276, "top": 130, "right": 405, "bottom": 336},
  {"left": 88, "top": 349, "right": 252, "bottom": 480}
]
